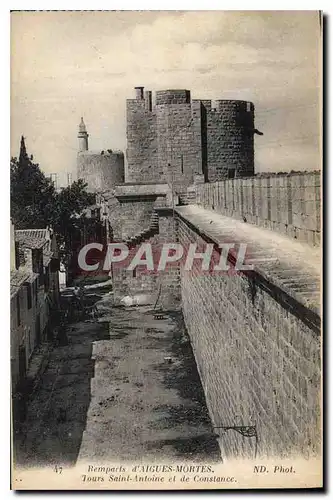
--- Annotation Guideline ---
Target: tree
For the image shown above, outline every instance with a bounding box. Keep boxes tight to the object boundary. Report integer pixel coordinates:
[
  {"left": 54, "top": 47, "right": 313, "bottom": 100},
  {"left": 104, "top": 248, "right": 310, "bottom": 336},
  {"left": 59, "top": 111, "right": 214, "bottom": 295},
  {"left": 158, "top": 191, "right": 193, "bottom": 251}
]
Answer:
[
  {"left": 48, "top": 179, "right": 95, "bottom": 263},
  {"left": 11, "top": 137, "right": 57, "bottom": 229},
  {"left": 11, "top": 136, "right": 95, "bottom": 264}
]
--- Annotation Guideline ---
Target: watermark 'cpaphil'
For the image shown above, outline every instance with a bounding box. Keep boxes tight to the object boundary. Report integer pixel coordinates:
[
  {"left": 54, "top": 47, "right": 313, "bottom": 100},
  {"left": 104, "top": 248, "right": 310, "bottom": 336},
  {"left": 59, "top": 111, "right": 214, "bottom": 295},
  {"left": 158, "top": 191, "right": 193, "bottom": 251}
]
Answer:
[{"left": 77, "top": 242, "right": 254, "bottom": 274}]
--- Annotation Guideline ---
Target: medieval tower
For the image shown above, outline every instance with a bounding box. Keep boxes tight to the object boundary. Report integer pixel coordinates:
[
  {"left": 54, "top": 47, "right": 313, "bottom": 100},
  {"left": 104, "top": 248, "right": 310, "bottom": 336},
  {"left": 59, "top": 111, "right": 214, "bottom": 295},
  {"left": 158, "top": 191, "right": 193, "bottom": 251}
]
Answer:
[
  {"left": 126, "top": 87, "right": 258, "bottom": 188},
  {"left": 78, "top": 117, "right": 89, "bottom": 152},
  {"left": 77, "top": 118, "right": 125, "bottom": 192}
]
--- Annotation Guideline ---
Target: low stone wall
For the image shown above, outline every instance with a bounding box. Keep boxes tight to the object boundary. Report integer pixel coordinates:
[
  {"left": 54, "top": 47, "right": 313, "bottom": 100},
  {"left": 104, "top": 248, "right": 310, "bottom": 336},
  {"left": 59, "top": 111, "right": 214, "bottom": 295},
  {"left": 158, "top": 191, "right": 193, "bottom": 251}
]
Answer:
[
  {"left": 111, "top": 211, "right": 181, "bottom": 309},
  {"left": 195, "top": 172, "right": 321, "bottom": 247},
  {"left": 178, "top": 215, "right": 321, "bottom": 460},
  {"left": 111, "top": 233, "right": 160, "bottom": 304}
]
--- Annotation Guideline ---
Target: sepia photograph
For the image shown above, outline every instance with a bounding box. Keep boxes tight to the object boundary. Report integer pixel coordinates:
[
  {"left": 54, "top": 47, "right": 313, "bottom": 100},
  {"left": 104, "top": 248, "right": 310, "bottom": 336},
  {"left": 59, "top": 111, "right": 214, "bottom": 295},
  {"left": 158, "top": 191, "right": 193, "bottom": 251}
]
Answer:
[{"left": 10, "top": 9, "right": 322, "bottom": 490}]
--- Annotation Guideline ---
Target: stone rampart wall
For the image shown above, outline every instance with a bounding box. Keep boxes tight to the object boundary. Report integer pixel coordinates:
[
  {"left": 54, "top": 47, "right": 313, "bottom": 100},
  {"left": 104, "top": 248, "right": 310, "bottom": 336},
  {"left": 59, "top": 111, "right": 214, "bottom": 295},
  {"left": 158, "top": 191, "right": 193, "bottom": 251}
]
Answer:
[{"left": 195, "top": 172, "right": 321, "bottom": 246}]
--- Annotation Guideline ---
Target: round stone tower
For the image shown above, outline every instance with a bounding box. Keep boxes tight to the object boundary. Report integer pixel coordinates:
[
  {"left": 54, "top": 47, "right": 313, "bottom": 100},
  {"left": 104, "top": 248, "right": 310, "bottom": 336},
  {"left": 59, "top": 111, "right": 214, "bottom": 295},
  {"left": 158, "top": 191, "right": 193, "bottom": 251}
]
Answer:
[
  {"left": 155, "top": 89, "right": 196, "bottom": 189},
  {"left": 78, "top": 117, "right": 89, "bottom": 152},
  {"left": 77, "top": 118, "right": 124, "bottom": 192},
  {"left": 206, "top": 100, "right": 255, "bottom": 180}
]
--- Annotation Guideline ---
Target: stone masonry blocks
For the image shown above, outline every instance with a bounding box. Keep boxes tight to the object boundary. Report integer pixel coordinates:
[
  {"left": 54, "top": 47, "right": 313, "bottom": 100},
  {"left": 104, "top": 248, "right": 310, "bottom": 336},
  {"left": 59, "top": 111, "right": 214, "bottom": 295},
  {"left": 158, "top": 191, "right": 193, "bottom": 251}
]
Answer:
[
  {"left": 77, "top": 152, "right": 124, "bottom": 192},
  {"left": 178, "top": 217, "right": 321, "bottom": 459},
  {"left": 196, "top": 172, "right": 321, "bottom": 247},
  {"left": 126, "top": 88, "right": 255, "bottom": 186}
]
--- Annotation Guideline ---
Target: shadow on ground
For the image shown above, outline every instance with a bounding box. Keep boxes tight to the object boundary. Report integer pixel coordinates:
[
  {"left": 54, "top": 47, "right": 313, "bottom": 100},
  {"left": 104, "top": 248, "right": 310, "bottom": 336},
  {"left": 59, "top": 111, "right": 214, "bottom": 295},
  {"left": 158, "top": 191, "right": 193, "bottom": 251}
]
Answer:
[
  {"left": 149, "top": 310, "right": 221, "bottom": 462},
  {"left": 14, "top": 298, "right": 109, "bottom": 469}
]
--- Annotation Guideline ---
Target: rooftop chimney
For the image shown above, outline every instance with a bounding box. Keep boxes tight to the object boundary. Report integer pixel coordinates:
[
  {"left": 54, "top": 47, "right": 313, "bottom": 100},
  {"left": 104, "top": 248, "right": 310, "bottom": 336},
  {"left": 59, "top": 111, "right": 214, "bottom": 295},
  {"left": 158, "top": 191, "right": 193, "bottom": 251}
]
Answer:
[{"left": 135, "top": 86, "right": 144, "bottom": 100}]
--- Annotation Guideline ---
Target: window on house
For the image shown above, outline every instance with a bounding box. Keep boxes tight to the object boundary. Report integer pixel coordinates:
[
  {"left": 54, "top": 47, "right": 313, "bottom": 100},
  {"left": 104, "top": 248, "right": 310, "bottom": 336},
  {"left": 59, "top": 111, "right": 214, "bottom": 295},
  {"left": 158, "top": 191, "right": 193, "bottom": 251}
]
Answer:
[
  {"left": 132, "top": 269, "right": 137, "bottom": 278},
  {"left": 44, "top": 269, "right": 50, "bottom": 293},
  {"left": 15, "top": 242, "right": 20, "bottom": 270},
  {"left": 35, "top": 281, "right": 38, "bottom": 306},
  {"left": 228, "top": 168, "right": 236, "bottom": 179},
  {"left": 38, "top": 269, "right": 44, "bottom": 287},
  {"left": 16, "top": 294, "right": 21, "bottom": 326},
  {"left": 25, "top": 283, "right": 32, "bottom": 310},
  {"left": 246, "top": 102, "right": 251, "bottom": 112}
]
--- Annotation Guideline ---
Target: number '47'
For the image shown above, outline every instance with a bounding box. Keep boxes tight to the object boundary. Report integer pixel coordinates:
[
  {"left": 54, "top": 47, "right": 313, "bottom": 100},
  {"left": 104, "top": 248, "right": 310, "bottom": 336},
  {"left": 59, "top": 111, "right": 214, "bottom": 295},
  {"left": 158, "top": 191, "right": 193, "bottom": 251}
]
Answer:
[{"left": 54, "top": 466, "right": 63, "bottom": 474}]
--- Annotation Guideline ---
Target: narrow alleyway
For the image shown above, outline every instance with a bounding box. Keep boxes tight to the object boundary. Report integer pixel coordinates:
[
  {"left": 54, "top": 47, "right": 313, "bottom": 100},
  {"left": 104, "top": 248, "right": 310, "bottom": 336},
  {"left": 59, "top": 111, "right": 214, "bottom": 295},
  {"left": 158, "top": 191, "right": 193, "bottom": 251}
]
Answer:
[
  {"left": 14, "top": 317, "right": 110, "bottom": 468},
  {"left": 15, "top": 286, "right": 220, "bottom": 468}
]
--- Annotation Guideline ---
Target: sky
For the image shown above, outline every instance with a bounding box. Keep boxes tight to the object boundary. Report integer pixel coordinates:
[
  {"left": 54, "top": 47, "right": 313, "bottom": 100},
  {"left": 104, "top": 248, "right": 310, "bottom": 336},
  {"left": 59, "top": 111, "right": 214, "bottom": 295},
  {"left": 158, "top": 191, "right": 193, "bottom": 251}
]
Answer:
[{"left": 11, "top": 11, "right": 321, "bottom": 185}]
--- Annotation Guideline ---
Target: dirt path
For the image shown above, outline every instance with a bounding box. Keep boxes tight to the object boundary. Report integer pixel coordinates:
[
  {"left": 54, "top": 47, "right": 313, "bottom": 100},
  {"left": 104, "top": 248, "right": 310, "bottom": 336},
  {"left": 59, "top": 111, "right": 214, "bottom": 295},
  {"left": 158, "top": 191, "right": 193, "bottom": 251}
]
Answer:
[
  {"left": 15, "top": 290, "right": 220, "bottom": 468},
  {"left": 15, "top": 318, "right": 110, "bottom": 468}
]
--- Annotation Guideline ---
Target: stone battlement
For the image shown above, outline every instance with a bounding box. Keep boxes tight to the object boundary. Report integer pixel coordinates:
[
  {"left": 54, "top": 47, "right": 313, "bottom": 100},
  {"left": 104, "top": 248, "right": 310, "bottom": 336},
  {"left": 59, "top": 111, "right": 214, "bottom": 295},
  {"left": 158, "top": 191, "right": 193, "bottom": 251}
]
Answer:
[
  {"left": 126, "top": 86, "right": 258, "bottom": 185},
  {"left": 195, "top": 171, "right": 321, "bottom": 247},
  {"left": 155, "top": 89, "right": 191, "bottom": 105}
]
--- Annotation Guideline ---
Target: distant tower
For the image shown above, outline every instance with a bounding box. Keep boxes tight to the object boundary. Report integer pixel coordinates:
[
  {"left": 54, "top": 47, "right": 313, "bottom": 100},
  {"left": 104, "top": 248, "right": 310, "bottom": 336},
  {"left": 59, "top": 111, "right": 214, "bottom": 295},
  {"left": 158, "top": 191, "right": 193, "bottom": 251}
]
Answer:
[
  {"left": 50, "top": 173, "right": 58, "bottom": 189},
  {"left": 78, "top": 117, "right": 89, "bottom": 152},
  {"left": 19, "top": 135, "right": 28, "bottom": 164}
]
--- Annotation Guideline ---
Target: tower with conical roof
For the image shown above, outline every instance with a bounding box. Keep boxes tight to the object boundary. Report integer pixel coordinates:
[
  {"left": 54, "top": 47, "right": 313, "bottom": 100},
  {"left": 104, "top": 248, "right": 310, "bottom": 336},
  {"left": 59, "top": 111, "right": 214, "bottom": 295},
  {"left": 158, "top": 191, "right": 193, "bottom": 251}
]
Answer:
[
  {"left": 78, "top": 117, "right": 89, "bottom": 152},
  {"left": 19, "top": 135, "right": 28, "bottom": 165}
]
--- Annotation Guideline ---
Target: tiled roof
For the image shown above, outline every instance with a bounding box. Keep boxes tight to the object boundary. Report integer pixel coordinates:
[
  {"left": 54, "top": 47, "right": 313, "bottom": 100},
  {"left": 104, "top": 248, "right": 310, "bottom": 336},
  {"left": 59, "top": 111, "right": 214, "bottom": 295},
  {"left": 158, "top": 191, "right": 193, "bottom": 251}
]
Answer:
[
  {"left": 15, "top": 229, "right": 54, "bottom": 267},
  {"left": 10, "top": 269, "right": 31, "bottom": 299},
  {"left": 16, "top": 229, "right": 48, "bottom": 239},
  {"left": 15, "top": 229, "right": 47, "bottom": 250},
  {"left": 24, "top": 272, "right": 39, "bottom": 284}
]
